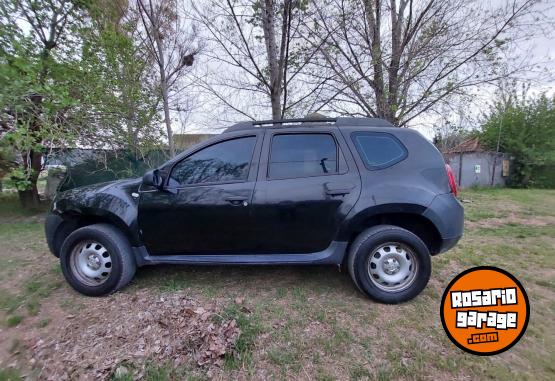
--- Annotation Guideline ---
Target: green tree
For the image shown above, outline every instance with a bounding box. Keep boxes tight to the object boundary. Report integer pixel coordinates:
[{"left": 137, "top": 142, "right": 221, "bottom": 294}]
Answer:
[
  {"left": 79, "top": 7, "right": 165, "bottom": 159},
  {"left": 480, "top": 86, "right": 555, "bottom": 187},
  {"left": 0, "top": 0, "right": 89, "bottom": 206},
  {"left": 0, "top": 0, "right": 167, "bottom": 206}
]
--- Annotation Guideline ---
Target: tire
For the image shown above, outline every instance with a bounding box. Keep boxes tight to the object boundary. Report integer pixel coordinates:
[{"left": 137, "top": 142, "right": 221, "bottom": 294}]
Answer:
[
  {"left": 59, "top": 223, "right": 136, "bottom": 296},
  {"left": 51, "top": 221, "right": 78, "bottom": 258},
  {"left": 347, "top": 225, "right": 431, "bottom": 304}
]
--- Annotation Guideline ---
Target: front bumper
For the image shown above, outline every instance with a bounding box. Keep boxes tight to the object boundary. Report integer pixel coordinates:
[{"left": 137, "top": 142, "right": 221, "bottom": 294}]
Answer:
[{"left": 45, "top": 213, "right": 64, "bottom": 257}]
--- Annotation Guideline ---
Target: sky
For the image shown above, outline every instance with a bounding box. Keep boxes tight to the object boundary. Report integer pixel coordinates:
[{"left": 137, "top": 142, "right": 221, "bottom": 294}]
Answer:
[
  {"left": 12, "top": 0, "right": 555, "bottom": 141},
  {"left": 408, "top": 0, "right": 555, "bottom": 139},
  {"left": 178, "top": 0, "right": 555, "bottom": 141}
]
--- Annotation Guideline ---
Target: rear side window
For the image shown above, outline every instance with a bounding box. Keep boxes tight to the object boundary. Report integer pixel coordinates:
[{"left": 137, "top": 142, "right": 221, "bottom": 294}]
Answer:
[
  {"left": 351, "top": 132, "right": 407, "bottom": 170},
  {"left": 171, "top": 136, "right": 256, "bottom": 185},
  {"left": 269, "top": 134, "right": 338, "bottom": 179}
]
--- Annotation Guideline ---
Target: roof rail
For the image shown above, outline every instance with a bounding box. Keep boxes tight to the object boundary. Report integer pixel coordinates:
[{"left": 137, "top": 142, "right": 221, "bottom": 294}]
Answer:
[{"left": 224, "top": 117, "right": 393, "bottom": 133}]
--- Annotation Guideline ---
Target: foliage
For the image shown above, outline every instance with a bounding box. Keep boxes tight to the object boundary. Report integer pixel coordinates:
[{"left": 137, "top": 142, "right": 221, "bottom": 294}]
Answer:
[
  {"left": 78, "top": 15, "right": 165, "bottom": 157},
  {"left": 135, "top": 0, "right": 200, "bottom": 157},
  {"left": 480, "top": 87, "right": 555, "bottom": 187},
  {"left": 55, "top": 148, "right": 167, "bottom": 191},
  {"left": 0, "top": 0, "right": 168, "bottom": 205},
  {"left": 4, "top": 168, "right": 32, "bottom": 191},
  {"left": 0, "top": 0, "right": 89, "bottom": 205}
]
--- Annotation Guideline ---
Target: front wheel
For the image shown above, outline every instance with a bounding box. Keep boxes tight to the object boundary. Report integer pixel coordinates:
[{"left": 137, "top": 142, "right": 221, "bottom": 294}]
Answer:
[
  {"left": 347, "top": 225, "right": 431, "bottom": 304},
  {"left": 60, "top": 223, "right": 136, "bottom": 296}
]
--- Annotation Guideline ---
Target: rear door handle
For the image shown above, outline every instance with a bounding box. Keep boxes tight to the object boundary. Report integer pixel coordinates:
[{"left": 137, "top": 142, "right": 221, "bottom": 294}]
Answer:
[
  {"left": 325, "top": 183, "right": 355, "bottom": 196},
  {"left": 225, "top": 196, "right": 249, "bottom": 206}
]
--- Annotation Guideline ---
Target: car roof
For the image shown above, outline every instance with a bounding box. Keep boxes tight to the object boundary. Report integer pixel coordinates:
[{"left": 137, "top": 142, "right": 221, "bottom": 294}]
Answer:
[{"left": 223, "top": 117, "right": 394, "bottom": 133}]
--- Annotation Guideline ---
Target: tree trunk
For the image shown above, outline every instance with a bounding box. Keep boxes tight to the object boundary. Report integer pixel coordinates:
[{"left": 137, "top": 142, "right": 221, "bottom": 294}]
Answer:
[
  {"left": 363, "top": 0, "right": 389, "bottom": 121},
  {"left": 18, "top": 149, "right": 42, "bottom": 208},
  {"left": 153, "top": 23, "right": 175, "bottom": 157},
  {"left": 261, "top": 0, "right": 282, "bottom": 119},
  {"left": 18, "top": 187, "right": 40, "bottom": 208},
  {"left": 161, "top": 80, "right": 174, "bottom": 157}
]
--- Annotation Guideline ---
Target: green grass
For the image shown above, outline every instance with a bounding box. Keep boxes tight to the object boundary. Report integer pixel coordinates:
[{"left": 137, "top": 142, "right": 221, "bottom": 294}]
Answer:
[
  {"left": 0, "top": 368, "right": 22, "bottom": 381},
  {"left": 1, "top": 188, "right": 555, "bottom": 380},
  {"left": 0, "top": 292, "right": 24, "bottom": 314},
  {"left": 5, "top": 315, "right": 23, "bottom": 327},
  {"left": 220, "top": 303, "right": 263, "bottom": 370},
  {"left": 0, "top": 193, "right": 48, "bottom": 218},
  {"left": 38, "top": 317, "right": 51, "bottom": 328}
]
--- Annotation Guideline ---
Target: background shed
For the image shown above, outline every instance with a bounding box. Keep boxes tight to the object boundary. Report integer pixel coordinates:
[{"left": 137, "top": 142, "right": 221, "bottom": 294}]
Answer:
[{"left": 442, "top": 138, "right": 510, "bottom": 188}]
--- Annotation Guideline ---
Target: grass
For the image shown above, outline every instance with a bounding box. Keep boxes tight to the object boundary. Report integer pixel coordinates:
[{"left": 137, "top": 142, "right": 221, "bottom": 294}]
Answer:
[
  {"left": 0, "top": 193, "right": 48, "bottom": 218},
  {"left": 0, "top": 368, "right": 22, "bottom": 381},
  {"left": 0, "top": 201, "right": 61, "bottom": 329},
  {"left": 219, "top": 303, "right": 263, "bottom": 371},
  {"left": 5, "top": 315, "right": 23, "bottom": 327},
  {"left": 1, "top": 189, "right": 555, "bottom": 380}
]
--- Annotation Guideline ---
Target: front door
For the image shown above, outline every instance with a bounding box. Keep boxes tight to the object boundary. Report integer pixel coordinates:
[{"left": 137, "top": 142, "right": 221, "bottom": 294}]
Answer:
[
  {"left": 250, "top": 130, "right": 361, "bottom": 254},
  {"left": 138, "top": 133, "right": 262, "bottom": 255}
]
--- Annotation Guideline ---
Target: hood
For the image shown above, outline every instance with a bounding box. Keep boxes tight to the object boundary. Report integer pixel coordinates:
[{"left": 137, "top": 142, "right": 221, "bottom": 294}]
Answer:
[{"left": 53, "top": 177, "right": 142, "bottom": 215}]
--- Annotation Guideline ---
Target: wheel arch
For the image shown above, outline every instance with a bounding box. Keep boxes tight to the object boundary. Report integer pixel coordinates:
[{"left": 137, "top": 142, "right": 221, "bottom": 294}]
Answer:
[
  {"left": 341, "top": 205, "right": 443, "bottom": 255},
  {"left": 50, "top": 209, "right": 140, "bottom": 256}
]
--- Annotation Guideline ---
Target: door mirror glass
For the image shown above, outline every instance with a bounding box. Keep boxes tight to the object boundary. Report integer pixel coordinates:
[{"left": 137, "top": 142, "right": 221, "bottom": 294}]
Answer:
[{"left": 142, "top": 169, "right": 164, "bottom": 189}]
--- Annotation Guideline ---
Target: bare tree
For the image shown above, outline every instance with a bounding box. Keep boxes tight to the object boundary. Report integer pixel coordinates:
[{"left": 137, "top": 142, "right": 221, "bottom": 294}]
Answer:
[
  {"left": 136, "top": 0, "right": 200, "bottom": 157},
  {"left": 194, "top": 0, "right": 328, "bottom": 120},
  {"left": 306, "top": 0, "right": 550, "bottom": 126}
]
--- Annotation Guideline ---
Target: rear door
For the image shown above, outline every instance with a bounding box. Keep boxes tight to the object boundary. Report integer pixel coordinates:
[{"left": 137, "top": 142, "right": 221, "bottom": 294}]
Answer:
[{"left": 250, "top": 128, "right": 361, "bottom": 254}]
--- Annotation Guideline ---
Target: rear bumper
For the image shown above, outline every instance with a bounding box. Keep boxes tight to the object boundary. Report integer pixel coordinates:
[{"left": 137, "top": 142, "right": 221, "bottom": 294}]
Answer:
[
  {"left": 437, "top": 235, "right": 462, "bottom": 254},
  {"left": 423, "top": 193, "right": 464, "bottom": 254}
]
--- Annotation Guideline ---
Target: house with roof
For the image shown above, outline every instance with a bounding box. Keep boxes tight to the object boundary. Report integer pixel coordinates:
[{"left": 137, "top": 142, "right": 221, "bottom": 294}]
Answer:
[
  {"left": 441, "top": 137, "right": 510, "bottom": 188},
  {"left": 174, "top": 133, "right": 217, "bottom": 151}
]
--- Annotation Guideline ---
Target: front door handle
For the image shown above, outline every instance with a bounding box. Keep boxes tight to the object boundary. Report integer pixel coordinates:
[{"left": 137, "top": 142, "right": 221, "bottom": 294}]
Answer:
[{"left": 225, "top": 196, "right": 249, "bottom": 206}]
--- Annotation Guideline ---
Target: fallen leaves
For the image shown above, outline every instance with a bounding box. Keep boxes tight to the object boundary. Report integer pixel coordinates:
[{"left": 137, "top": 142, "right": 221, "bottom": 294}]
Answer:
[{"left": 28, "top": 291, "right": 240, "bottom": 380}]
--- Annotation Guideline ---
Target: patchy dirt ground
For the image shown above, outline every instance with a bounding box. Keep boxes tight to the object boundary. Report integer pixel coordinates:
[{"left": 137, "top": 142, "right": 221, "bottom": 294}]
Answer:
[
  {"left": 31, "top": 291, "right": 240, "bottom": 380},
  {"left": 0, "top": 188, "right": 554, "bottom": 380}
]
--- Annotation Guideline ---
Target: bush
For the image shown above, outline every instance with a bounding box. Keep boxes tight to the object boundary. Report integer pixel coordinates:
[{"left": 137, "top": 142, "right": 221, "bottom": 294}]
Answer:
[{"left": 480, "top": 91, "right": 555, "bottom": 188}]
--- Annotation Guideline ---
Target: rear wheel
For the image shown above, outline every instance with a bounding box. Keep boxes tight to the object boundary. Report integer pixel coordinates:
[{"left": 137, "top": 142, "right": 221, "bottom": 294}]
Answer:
[
  {"left": 348, "top": 225, "right": 431, "bottom": 303},
  {"left": 60, "top": 223, "right": 136, "bottom": 296}
]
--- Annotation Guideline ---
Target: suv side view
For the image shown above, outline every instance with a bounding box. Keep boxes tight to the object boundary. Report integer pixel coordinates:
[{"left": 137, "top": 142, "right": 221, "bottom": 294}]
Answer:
[{"left": 45, "top": 117, "right": 463, "bottom": 303}]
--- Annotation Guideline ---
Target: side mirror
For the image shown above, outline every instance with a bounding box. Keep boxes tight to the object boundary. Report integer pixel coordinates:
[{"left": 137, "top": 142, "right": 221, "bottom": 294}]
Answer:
[{"left": 142, "top": 169, "right": 164, "bottom": 189}]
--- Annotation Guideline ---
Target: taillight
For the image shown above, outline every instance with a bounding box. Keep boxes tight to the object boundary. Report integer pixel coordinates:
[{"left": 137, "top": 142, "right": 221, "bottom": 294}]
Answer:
[{"left": 445, "top": 164, "right": 458, "bottom": 197}]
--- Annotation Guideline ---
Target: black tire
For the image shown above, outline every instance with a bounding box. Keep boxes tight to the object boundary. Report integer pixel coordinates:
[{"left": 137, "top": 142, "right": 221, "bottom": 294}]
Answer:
[
  {"left": 59, "top": 223, "right": 136, "bottom": 296},
  {"left": 51, "top": 221, "right": 78, "bottom": 258},
  {"left": 347, "top": 225, "right": 431, "bottom": 304}
]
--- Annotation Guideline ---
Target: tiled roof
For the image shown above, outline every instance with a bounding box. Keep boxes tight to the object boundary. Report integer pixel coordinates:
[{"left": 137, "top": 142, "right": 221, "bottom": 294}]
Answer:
[
  {"left": 444, "top": 137, "right": 484, "bottom": 153},
  {"left": 174, "top": 134, "right": 217, "bottom": 149}
]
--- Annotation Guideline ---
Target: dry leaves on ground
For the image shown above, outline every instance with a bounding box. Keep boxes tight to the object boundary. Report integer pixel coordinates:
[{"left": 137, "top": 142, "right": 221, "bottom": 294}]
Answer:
[{"left": 28, "top": 291, "right": 240, "bottom": 380}]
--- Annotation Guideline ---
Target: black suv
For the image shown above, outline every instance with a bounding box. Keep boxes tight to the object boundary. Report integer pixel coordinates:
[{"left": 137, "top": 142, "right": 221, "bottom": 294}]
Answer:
[{"left": 45, "top": 118, "right": 463, "bottom": 303}]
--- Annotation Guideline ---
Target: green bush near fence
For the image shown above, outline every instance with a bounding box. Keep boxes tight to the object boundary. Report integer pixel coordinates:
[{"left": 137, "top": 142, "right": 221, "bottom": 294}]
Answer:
[{"left": 49, "top": 149, "right": 168, "bottom": 191}]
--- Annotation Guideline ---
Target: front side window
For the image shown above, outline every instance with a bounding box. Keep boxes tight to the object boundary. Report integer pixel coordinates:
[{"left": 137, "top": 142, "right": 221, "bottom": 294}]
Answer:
[
  {"left": 170, "top": 136, "right": 256, "bottom": 185},
  {"left": 352, "top": 132, "right": 407, "bottom": 170},
  {"left": 269, "top": 134, "right": 338, "bottom": 179}
]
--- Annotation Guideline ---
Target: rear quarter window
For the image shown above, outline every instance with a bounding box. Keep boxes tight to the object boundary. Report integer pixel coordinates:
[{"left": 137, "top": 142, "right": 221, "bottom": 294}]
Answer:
[{"left": 351, "top": 132, "right": 407, "bottom": 170}]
